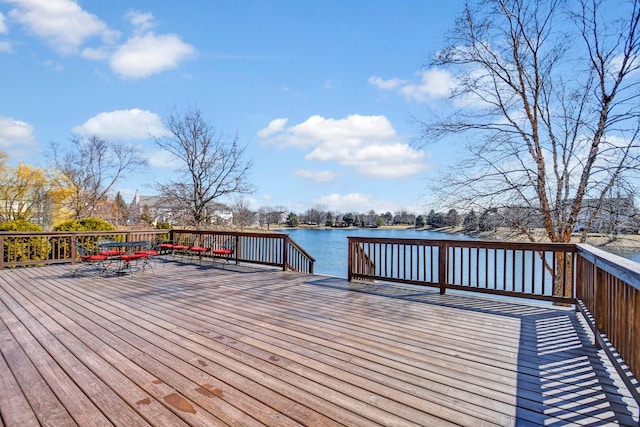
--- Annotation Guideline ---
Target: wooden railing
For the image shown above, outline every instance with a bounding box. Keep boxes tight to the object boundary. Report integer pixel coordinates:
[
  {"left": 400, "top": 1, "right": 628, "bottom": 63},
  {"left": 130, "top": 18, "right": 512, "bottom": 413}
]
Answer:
[
  {"left": 0, "top": 230, "right": 169, "bottom": 269},
  {"left": 0, "top": 229, "right": 315, "bottom": 273},
  {"left": 286, "top": 237, "right": 315, "bottom": 274},
  {"left": 574, "top": 244, "right": 640, "bottom": 405},
  {"left": 152, "top": 230, "right": 315, "bottom": 273},
  {"left": 348, "top": 237, "right": 576, "bottom": 303},
  {"left": 348, "top": 236, "right": 640, "bottom": 405}
]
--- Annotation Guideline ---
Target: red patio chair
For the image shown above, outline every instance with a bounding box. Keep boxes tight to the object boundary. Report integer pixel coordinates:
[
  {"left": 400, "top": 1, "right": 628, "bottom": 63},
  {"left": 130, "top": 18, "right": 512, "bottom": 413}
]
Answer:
[
  {"left": 117, "top": 252, "right": 149, "bottom": 275},
  {"left": 73, "top": 241, "right": 111, "bottom": 277},
  {"left": 158, "top": 237, "right": 190, "bottom": 259},
  {"left": 211, "top": 235, "right": 235, "bottom": 268},
  {"left": 189, "top": 242, "right": 211, "bottom": 264},
  {"left": 136, "top": 241, "right": 160, "bottom": 270}
]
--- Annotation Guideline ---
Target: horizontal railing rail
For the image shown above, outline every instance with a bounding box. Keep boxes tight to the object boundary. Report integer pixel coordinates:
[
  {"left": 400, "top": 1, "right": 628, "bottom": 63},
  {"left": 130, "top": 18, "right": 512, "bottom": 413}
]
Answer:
[
  {"left": 0, "top": 229, "right": 315, "bottom": 274},
  {"left": 286, "top": 237, "right": 315, "bottom": 274},
  {"left": 348, "top": 237, "right": 576, "bottom": 303},
  {"left": 0, "top": 230, "right": 169, "bottom": 269},
  {"left": 166, "top": 230, "right": 315, "bottom": 274}
]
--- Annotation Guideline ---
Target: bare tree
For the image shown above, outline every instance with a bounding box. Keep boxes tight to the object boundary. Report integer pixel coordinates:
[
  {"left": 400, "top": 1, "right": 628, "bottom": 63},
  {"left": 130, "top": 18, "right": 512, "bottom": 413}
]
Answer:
[
  {"left": 305, "top": 204, "right": 327, "bottom": 227},
  {"left": 50, "top": 136, "right": 147, "bottom": 219},
  {"left": 422, "top": 0, "right": 640, "bottom": 244},
  {"left": 232, "top": 198, "right": 255, "bottom": 231},
  {"left": 155, "top": 107, "right": 253, "bottom": 228},
  {"left": 257, "top": 206, "right": 272, "bottom": 228},
  {"left": 257, "top": 205, "right": 287, "bottom": 230}
]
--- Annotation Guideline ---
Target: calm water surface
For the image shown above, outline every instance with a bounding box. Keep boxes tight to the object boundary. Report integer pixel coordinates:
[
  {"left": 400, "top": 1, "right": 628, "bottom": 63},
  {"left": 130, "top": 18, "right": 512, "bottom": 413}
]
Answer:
[
  {"left": 283, "top": 227, "right": 640, "bottom": 278},
  {"left": 283, "top": 227, "right": 472, "bottom": 278}
]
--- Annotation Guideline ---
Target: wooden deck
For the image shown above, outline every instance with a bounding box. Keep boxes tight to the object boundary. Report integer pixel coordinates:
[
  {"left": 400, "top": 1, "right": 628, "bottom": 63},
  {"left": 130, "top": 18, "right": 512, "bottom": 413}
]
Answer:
[{"left": 0, "top": 261, "right": 638, "bottom": 426}]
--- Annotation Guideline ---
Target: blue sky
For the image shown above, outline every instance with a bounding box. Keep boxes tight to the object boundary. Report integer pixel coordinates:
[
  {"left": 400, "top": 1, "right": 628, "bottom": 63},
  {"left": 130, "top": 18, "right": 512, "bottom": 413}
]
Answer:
[{"left": 0, "top": 0, "right": 465, "bottom": 215}]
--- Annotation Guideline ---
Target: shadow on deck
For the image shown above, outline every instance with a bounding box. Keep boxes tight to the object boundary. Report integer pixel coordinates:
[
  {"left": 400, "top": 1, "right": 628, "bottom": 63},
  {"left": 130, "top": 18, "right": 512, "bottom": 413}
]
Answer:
[{"left": 307, "top": 276, "right": 640, "bottom": 425}]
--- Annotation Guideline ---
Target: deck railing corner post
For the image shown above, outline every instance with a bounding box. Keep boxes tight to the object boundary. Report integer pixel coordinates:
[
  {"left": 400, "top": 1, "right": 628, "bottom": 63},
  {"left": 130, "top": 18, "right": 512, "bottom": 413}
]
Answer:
[
  {"left": 347, "top": 238, "right": 353, "bottom": 282},
  {"left": 438, "top": 241, "right": 447, "bottom": 295}
]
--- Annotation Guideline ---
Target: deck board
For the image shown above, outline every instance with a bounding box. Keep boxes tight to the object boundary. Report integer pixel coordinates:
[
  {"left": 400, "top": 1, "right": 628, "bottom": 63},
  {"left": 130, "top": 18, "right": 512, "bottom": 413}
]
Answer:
[{"left": 0, "top": 262, "right": 638, "bottom": 426}]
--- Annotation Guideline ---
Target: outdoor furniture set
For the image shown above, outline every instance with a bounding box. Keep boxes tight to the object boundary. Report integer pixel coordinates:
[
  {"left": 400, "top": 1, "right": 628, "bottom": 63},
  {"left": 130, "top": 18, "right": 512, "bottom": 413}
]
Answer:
[
  {"left": 158, "top": 235, "right": 235, "bottom": 266},
  {"left": 73, "top": 240, "right": 156, "bottom": 277}
]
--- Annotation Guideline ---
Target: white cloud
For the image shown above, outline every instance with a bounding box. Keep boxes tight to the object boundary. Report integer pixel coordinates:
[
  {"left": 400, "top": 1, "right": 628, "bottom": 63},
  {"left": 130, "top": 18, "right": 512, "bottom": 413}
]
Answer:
[
  {"left": 609, "top": 51, "right": 640, "bottom": 77},
  {"left": 309, "top": 142, "right": 426, "bottom": 178},
  {"left": 0, "top": 12, "right": 8, "bottom": 33},
  {"left": 293, "top": 169, "right": 339, "bottom": 183},
  {"left": 370, "top": 68, "right": 457, "bottom": 102},
  {"left": 6, "top": 0, "right": 118, "bottom": 55},
  {"left": 126, "top": 11, "right": 156, "bottom": 34},
  {"left": 259, "top": 114, "right": 429, "bottom": 179},
  {"left": 147, "top": 148, "right": 176, "bottom": 169},
  {"left": 71, "top": 108, "right": 167, "bottom": 140},
  {"left": 315, "top": 193, "right": 399, "bottom": 213},
  {"left": 368, "top": 76, "right": 405, "bottom": 90},
  {"left": 0, "top": 41, "right": 12, "bottom": 53},
  {"left": 81, "top": 46, "right": 110, "bottom": 60},
  {"left": 0, "top": 115, "right": 36, "bottom": 148},
  {"left": 110, "top": 32, "right": 195, "bottom": 78},
  {"left": 257, "top": 118, "right": 288, "bottom": 138},
  {"left": 5, "top": 2, "right": 194, "bottom": 78}
]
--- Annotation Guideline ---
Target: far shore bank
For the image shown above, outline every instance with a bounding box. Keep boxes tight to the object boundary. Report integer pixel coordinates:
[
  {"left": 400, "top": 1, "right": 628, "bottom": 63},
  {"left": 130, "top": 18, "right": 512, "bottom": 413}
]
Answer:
[{"left": 268, "top": 224, "right": 640, "bottom": 251}]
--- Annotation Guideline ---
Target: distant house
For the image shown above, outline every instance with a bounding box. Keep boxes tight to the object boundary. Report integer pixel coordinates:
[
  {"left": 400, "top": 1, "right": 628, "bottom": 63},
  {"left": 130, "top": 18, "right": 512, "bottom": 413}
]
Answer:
[
  {"left": 496, "top": 195, "right": 638, "bottom": 234},
  {"left": 128, "top": 191, "right": 234, "bottom": 227},
  {"left": 210, "top": 208, "right": 233, "bottom": 226},
  {"left": 574, "top": 196, "right": 638, "bottom": 233},
  {"left": 128, "top": 192, "right": 174, "bottom": 226}
]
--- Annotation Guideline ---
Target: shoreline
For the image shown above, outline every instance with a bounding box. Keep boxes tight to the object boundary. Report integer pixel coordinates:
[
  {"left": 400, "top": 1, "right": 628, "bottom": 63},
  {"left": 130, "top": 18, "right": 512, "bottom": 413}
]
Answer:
[
  {"left": 435, "top": 225, "right": 640, "bottom": 251},
  {"left": 269, "top": 224, "right": 640, "bottom": 250}
]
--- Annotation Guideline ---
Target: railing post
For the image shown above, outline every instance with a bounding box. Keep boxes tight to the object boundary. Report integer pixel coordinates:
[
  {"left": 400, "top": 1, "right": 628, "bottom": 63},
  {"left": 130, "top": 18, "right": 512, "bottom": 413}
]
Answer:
[
  {"left": 283, "top": 235, "right": 289, "bottom": 271},
  {"left": 438, "top": 241, "right": 447, "bottom": 295},
  {"left": 234, "top": 234, "right": 240, "bottom": 265},
  {"left": 0, "top": 235, "right": 4, "bottom": 270},
  {"left": 575, "top": 254, "right": 582, "bottom": 313},
  {"left": 594, "top": 264, "right": 604, "bottom": 349},
  {"left": 347, "top": 238, "right": 353, "bottom": 282},
  {"left": 70, "top": 236, "right": 77, "bottom": 265}
]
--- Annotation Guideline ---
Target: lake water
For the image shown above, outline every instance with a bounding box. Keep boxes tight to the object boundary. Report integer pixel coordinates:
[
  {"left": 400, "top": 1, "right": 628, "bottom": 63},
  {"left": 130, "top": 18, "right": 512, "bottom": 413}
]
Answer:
[
  {"left": 283, "top": 227, "right": 472, "bottom": 278},
  {"left": 282, "top": 227, "right": 640, "bottom": 278}
]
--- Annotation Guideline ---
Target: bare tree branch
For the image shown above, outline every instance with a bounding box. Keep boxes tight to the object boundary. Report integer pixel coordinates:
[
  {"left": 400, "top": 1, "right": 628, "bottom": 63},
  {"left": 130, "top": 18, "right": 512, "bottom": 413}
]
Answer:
[
  {"left": 154, "top": 107, "right": 254, "bottom": 228},
  {"left": 424, "top": 0, "right": 640, "bottom": 245},
  {"left": 50, "top": 136, "right": 147, "bottom": 219}
]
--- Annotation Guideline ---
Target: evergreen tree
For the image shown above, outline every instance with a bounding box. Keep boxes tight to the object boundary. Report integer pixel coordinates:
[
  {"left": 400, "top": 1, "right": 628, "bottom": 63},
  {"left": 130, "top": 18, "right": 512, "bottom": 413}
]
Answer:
[
  {"left": 463, "top": 209, "right": 478, "bottom": 232},
  {"left": 325, "top": 211, "right": 334, "bottom": 226},
  {"left": 140, "top": 204, "right": 154, "bottom": 226},
  {"left": 445, "top": 209, "right": 462, "bottom": 227},
  {"left": 426, "top": 210, "right": 438, "bottom": 227},
  {"left": 342, "top": 212, "right": 355, "bottom": 226},
  {"left": 114, "top": 191, "right": 129, "bottom": 225},
  {"left": 286, "top": 212, "right": 299, "bottom": 227}
]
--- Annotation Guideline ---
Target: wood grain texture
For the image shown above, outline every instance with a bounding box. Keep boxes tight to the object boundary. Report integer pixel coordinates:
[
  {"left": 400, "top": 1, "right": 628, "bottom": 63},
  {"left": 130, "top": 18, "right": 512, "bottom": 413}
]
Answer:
[{"left": 0, "top": 261, "right": 638, "bottom": 426}]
